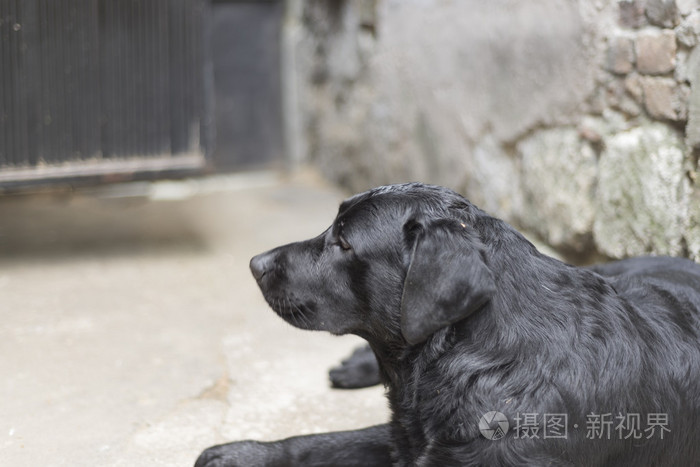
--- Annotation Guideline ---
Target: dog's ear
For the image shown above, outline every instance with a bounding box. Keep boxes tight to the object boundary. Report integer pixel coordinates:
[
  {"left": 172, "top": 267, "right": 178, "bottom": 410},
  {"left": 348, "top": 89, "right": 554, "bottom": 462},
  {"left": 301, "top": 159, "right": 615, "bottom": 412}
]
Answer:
[{"left": 400, "top": 219, "right": 496, "bottom": 345}]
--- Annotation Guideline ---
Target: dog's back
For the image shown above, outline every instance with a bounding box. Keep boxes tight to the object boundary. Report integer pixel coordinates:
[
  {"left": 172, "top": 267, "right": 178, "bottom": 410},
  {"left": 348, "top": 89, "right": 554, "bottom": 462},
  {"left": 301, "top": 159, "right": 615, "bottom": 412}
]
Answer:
[
  {"left": 591, "top": 256, "right": 700, "bottom": 290},
  {"left": 590, "top": 256, "right": 700, "bottom": 334}
]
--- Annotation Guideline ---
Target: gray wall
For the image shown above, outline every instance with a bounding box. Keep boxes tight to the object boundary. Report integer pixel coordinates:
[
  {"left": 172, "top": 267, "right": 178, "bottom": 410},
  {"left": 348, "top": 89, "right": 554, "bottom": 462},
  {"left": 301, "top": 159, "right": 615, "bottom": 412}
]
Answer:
[{"left": 286, "top": 0, "right": 700, "bottom": 262}]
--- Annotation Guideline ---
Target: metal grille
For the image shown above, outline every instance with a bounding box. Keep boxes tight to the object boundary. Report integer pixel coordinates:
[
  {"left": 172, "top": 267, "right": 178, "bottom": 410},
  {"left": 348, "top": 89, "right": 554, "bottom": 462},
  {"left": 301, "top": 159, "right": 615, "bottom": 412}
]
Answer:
[{"left": 0, "top": 0, "right": 209, "bottom": 184}]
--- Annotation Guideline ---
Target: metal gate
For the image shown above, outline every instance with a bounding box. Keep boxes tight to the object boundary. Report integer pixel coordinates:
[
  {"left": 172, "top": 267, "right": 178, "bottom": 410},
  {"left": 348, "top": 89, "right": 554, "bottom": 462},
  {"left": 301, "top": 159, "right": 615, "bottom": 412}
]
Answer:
[{"left": 0, "top": 0, "right": 211, "bottom": 188}]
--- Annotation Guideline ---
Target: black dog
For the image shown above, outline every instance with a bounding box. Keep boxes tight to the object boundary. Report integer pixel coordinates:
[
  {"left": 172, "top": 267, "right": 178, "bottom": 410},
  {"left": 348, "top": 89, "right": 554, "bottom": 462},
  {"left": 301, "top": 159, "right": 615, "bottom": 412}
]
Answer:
[{"left": 197, "top": 183, "right": 700, "bottom": 466}]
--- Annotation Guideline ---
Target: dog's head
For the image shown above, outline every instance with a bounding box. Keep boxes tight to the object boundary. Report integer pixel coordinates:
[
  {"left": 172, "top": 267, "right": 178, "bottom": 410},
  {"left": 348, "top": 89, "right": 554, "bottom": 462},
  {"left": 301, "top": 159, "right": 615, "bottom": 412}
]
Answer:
[{"left": 250, "top": 183, "right": 496, "bottom": 346}]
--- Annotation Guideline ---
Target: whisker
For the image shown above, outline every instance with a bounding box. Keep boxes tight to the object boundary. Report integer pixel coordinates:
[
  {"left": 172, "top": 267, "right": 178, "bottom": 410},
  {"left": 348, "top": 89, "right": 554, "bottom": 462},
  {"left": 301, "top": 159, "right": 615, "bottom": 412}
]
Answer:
[{"left": 294, "top": 302, "right": 311, "bottom": 328}]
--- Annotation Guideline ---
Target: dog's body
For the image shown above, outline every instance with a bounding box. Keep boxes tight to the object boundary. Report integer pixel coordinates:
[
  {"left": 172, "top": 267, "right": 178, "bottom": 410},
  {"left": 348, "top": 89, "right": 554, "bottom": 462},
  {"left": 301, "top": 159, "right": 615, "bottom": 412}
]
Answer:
[{"left": 197, "top": 183, "right": 700, "bottom": 466}]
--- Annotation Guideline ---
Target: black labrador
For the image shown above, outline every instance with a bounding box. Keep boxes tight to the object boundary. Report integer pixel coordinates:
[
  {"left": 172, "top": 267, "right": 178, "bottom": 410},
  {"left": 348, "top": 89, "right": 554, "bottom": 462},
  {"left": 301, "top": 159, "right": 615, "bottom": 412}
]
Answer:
[{"left": 197, "top": 183, "right": 700, "bottom": 466}]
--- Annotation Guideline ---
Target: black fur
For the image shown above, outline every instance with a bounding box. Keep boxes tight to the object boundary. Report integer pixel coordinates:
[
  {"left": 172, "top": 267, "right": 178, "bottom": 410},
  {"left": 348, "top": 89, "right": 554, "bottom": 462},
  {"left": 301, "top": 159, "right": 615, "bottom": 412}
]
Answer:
[
  {"left": 196, "top": 183, "right": 700, "bottom": 467},
  {"left": 329, "top": 344, "right": 381, "bottom": 389}
]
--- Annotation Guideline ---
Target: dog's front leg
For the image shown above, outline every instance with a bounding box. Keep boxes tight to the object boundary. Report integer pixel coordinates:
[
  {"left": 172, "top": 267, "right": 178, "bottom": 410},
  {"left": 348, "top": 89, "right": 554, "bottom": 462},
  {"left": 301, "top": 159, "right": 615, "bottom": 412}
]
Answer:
[{"left": 195, "top": 423, "right": 393, "bottom": 467}]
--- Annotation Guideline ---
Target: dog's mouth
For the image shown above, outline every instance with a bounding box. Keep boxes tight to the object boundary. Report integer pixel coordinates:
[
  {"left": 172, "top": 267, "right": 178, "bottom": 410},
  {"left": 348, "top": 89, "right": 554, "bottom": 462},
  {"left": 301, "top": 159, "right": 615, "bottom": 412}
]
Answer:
[{"left": 264, "top": 295, "right": 316, "bottom": 328}]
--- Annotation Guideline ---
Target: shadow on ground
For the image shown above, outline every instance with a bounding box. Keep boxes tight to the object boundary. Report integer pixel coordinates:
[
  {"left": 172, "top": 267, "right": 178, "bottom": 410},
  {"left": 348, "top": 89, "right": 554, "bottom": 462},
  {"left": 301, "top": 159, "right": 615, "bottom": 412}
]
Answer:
[{"left": 0, "top": 187, "right": 208, "bottom": 261}]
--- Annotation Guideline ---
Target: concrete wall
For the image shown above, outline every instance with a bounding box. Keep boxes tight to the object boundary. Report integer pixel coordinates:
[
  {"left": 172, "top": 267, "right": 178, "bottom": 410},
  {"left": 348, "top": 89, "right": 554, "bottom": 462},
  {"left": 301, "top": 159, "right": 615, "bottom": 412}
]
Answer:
[{"left": 286, "top": 0, "right": 700, "bottom": 262}]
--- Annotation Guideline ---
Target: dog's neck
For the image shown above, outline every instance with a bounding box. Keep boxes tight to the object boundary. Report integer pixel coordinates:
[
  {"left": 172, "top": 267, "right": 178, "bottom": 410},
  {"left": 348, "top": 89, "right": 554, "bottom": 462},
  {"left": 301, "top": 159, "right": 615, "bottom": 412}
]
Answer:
[
  {"left": 366, "top": 327, "right": 457, "bottom": 389},
  {"left": 365, "top": 340, "right": 402, "bottom": 387}
]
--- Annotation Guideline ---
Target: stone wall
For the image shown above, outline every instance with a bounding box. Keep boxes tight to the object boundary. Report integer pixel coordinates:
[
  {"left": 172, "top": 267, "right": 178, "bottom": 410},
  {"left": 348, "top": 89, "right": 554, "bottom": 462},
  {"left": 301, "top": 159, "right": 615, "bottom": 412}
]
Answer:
[{"left": 287, "top": 0, "right": 700, "bottom": 262}]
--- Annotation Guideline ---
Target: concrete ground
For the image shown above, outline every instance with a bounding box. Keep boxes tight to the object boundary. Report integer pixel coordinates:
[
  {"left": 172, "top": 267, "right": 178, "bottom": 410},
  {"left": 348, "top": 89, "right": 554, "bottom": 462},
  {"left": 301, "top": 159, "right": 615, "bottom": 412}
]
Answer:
[{"left": 0, "top": 171, "right": 389, "bottom": 466}]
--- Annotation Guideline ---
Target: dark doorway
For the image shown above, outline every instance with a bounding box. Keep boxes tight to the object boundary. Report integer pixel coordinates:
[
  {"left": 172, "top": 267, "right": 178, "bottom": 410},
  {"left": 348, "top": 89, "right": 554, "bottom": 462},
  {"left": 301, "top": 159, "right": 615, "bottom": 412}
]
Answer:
[{"left": 210, "top": 0, "right": 284, "bottom": 171}]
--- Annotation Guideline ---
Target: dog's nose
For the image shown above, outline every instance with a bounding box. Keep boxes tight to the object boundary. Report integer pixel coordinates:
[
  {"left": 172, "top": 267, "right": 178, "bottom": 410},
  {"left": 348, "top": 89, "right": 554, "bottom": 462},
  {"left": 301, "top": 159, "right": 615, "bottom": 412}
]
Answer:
[{"left": 250, "top": 252, "right": 274, "bottom": 281}]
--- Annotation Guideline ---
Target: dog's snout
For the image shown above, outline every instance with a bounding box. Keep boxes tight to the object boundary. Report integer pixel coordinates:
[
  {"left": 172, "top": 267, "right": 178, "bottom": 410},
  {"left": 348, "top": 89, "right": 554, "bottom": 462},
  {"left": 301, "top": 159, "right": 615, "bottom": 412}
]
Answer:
[{"left": 250, "top": 252, "right": 274, "bottom": 281}]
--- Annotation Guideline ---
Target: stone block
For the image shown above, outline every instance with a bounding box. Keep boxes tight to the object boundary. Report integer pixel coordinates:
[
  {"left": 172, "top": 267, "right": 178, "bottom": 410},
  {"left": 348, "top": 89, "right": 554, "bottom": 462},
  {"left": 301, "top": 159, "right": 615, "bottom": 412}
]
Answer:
[
  {"left": 636, "top": 29, "right": 677, "bottom": 75},
  {"left": 687, "top": 185, "right": 700, "bottom": 262},
  {"left": 594, "top": 124, "right": 689, "bottom": 258},
  {"left": 676, "top": 0, "right": 699, "bottom": 15},
  {"left": 675, "top": 10, "right": 700, "bottom": 47},
  {"left": 685, "top": 46, "right": 700, "bottom": 147},
  {"left": 619, "top": 0, "right": 648, "bottom": 28},
  {"left": 625, "top": 73, "right": 645, "bottom": 102},
  {"left": 642, "top": 77, "right": 675, "bottom": 119},
  {"left": 606, "top": 35, "right": 636, "bottom": 74},
  {"left": 677, "top": 83, "right": 691, "bottom": 119},
  {"left": 607, "top": 78, "right": 643, "bottom": 116},
  {"left": 518, "top": 129, "right": 598, "bottom": 252},
  {"left": 468, "top": 136, "right": 522, "bottom": 221},
  {"left": 645, "top": 0, "right": 681, "bottom": 27},
  {"left": 641, "top": 76, "right": 688, "bottom": 120}
]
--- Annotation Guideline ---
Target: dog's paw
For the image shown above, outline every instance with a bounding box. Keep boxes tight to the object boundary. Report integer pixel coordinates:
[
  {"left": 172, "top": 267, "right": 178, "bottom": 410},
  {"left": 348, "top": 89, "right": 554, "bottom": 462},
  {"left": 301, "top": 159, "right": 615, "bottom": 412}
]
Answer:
[
  {"left": 195, "top": 444, "right": 236, "bottom": 467},
  {"left": 328, "top": 364, "right": 377, "bottom": 389},
  {"left": 329, "top": 345, "right": 381, "bottom": 389},
  {"left": 195, "top": 441, "right": 275, "bottom": 467}
]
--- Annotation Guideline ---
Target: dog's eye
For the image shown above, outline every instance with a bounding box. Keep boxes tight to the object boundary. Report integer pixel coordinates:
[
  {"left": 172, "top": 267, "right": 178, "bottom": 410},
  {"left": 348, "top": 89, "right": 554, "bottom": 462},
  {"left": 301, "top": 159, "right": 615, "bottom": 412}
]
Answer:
[{"left": 335, "top": 235, "right": 352, "bottom": 251}]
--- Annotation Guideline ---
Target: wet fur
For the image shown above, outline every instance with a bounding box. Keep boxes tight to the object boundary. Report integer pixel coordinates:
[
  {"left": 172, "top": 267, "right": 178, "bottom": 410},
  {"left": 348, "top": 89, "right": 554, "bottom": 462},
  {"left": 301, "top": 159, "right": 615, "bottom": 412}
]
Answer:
[{"left": 197, "top": 183, "right": 700, "bottom": 467}]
